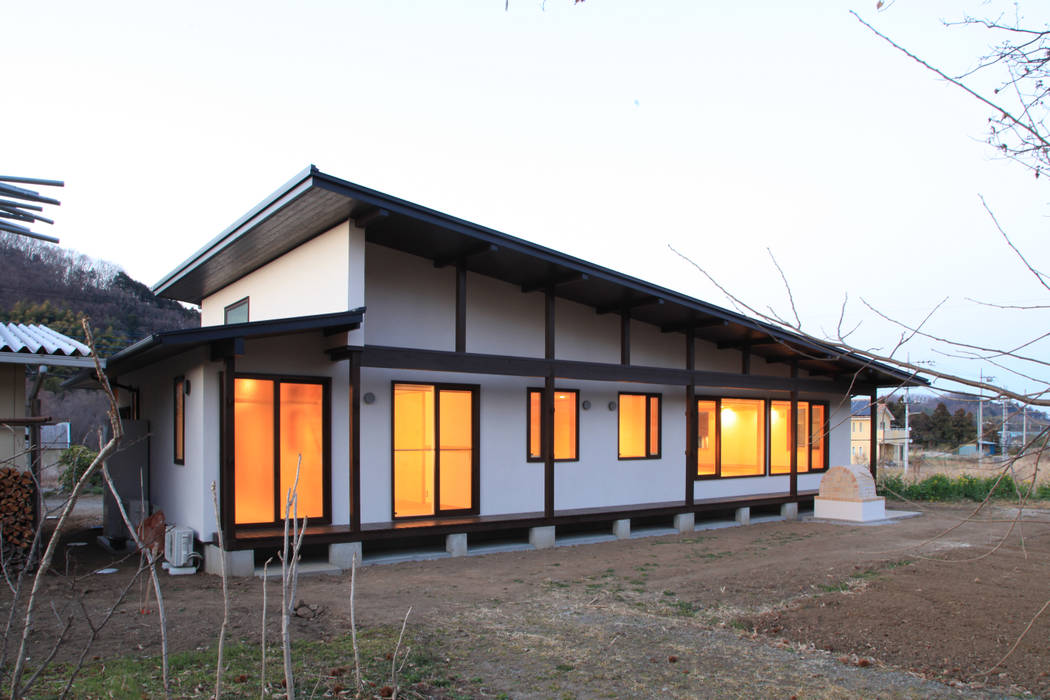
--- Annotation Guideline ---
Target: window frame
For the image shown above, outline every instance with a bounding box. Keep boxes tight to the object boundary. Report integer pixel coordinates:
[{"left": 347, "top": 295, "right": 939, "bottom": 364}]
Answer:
[
  {"left": 390, "top": 380, "right": 481, "bottom": 520},
  {"left": 617, "top": 391, "right": 662, "bottom": 460},
  {"left": 173, "top": 376, "right": 185, "bottom": 465},
  {"left": 232, "top": 372, "right": 332, "bottom": 528},
  {"left": 224, "top": 297, "right": 250, "bottom": 325},
  {"left": 525, "top": 387, "right": 580, "bottom": 463}
]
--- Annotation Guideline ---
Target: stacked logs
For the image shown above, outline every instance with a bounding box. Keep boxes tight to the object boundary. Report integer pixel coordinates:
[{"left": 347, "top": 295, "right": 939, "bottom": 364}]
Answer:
[{"left": 0, "top": 467, "right": 36, "bottom": 556}]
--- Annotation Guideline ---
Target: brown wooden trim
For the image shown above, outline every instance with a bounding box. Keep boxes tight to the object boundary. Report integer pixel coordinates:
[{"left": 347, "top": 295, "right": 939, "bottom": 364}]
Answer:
[
  {"left": 173, "top": 376, "right": 185, "bottom": 465},
  {"left": 350, "top": 351, "right": 361, "bottom": 531},
  {"left": 455, "top": 261, "right": 466, "bottom": 353},
  {"left": 221, "top": 357, "right": 235, "bottom": 539},
  {"left": 685, "top": 328, "right": 696, "bottom": 505},
  {"left": 543, "top": 375, "right": 555, "bottom": 519},
  {"left": 389, "top": 381, "right": 481, "bottom": 520},
  {"left": 0, "top": 416, "right": 52, "bottom": 426},
  {"left": 617, "top": 391, "right": 661, "bottom": 460},
  {"left": 544, "top": 287, "right": 555, "bottom": 360}
]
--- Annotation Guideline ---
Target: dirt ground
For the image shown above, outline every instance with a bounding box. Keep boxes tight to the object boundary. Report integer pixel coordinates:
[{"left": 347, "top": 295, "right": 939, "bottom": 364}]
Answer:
[{"left": 9, "top": 499, "right": 1050, "bottom": 698}]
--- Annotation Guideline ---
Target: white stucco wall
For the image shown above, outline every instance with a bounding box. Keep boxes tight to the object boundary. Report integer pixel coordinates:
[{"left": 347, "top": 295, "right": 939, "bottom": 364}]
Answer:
[
  {"left": 364, "top": 244, "right": 454, "bottom": 351},
  {"left": 630, "top": 320, "right": 684, "bottom": 368},
  {"left": 123, "top": 346, "right": 220, "bottom": 541},
  {"left": 466, "top": 272, "right": 544, "bottom": 357},
  {"left": 555, "top": 298, "right": 619, "bottom": 364},
  {"left": 200, "top": 221, "right": 355, "bottom": 326},
  {"left": 554, "top": 380, "right": 684, "bottom": 511}
]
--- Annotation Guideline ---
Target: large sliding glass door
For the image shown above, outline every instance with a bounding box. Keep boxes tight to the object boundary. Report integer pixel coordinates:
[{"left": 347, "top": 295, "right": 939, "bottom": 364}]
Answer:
[
  {"left": 234, "top": 376, "right": 329, "bottom": 526},
  {"left": 393, "top": 383, "right": 478, "bottom": 519}
]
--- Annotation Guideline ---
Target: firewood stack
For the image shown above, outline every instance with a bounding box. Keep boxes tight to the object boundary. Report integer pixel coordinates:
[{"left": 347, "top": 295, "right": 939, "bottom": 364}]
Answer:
[{"left": 0, "top": 467, "right": 36, "bottom": 561}]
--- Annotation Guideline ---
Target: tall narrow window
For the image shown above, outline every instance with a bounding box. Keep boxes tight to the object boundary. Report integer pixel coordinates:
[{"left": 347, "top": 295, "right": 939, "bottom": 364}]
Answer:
[
  {"left": 224, "top": 297, "right": 249, "bottom": 324},
  {"left": 527, "top": 389, "right": 578, "bottom": 461},
  {"left": 233, "top": 376, "right": 328, "bottom": 526},
  {"left": 811, "top": 403, "right": 827, "bottom": 471},
  {"left": 173, "top": 377, "right": 185, "bottom": 465},
  {"left": 696, "top": 400, "right": 717, "bottom": 476},
  {"left": 618, "top": 392, "right": 661, "bottom": 459},
  {"left": 393, "top": 383, "right": 477, "bottom": 518}
]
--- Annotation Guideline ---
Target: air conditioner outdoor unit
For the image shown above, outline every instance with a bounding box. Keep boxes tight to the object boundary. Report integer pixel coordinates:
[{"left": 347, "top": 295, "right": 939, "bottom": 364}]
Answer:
[{"left": 164, "top": 526, "right": 195, "bottom": 568}]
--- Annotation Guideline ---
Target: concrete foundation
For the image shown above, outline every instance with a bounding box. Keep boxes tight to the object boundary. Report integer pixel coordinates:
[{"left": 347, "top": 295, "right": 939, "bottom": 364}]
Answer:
[
  {"left": 204, "top": 544, "right": 254, "bottom": 578},
  {"left": 612, "top": 518, "right": 631, "bottom": 539},
  {"left": 735, "top": 506, "right": 750, "bottom": 526},
  {"left": 445, "top": 533, "right": 468, "bottom": 557},
  {"left": 529, "top": 525, "right": 556, "bottom": 549},
  {"left": 673, "top": 512, "right": 695, "bottom": 533},
  {"left": 780, "top": 502, "right": 799, "bottom": 521},
  {"left": 814, "top": 497, "right": 886, "bottom": 522},
  {"left": 329, "top": 541, "right": 362, "bottom": 569}
]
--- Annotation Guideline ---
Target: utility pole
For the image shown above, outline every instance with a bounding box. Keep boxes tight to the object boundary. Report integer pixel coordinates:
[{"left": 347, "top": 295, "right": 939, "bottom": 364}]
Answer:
[
  {"left": 1022, "top": 389, "right": 1027, "bottom": 453},
  {"left": 903, "top": 388, "right": 910, "bottom": 477},
  {"left": 1001, "top": 398, "right": 1008, "bottom": 457}
]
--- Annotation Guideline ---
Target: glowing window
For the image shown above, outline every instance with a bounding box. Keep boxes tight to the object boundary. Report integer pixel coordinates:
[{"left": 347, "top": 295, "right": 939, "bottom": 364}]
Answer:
[
  {"left": 618, "top": 393, "right": 661, "bottom": 459},
  {"left": 811, "top": 404, "right": 827, "bottom": 470},
  {"left": 527, "top": 389, "right": 578, "bottom": 461},
  {"left": 696, "top": 400, "right": 717, "bottom": 476},
  {"left": 393, "top": 383, "right": 476, "bottom": 518},
  {"left": 173, "top": 377, "right": 185, "bottom": 465},
  {"left": 233, "top": 377, "right": 327, "bottom": 526},
  {"left": 720, "top": 398, "right": 764, "bottom": 477}
]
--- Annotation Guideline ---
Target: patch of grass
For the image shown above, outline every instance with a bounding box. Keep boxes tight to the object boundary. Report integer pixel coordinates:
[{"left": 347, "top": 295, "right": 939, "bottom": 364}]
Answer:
[
  {"left": 818, "top": 581, "right": 851, "bottom": 593},
  {"left": 30, "top": 626, "right": 482, "bottom": 699},
  {"left": 555, "top": 663, "right": 575, "bottom": 672},
  {"left": 879, "top": 473, "right": 1045, "bottom": 502}
]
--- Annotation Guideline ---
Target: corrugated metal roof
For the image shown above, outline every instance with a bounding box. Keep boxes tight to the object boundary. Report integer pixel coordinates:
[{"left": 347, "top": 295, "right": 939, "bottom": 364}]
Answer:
[{"left": 0, "top": 323, "right": 92, "bottom": 357}]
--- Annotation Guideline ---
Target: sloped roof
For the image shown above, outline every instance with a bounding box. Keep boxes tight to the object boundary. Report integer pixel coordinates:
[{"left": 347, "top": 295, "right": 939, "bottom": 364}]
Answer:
[
  {"left": 153, "top": 166, "right": 926, "bottom": 390},
  {"left": 0, "top": 323, "right": 91, "bottom": 356}
]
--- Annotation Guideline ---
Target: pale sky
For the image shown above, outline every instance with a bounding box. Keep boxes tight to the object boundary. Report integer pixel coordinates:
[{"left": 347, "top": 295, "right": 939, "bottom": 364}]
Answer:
[{"left": 4, "top": 1, "right": 1048, "bottom": 396}]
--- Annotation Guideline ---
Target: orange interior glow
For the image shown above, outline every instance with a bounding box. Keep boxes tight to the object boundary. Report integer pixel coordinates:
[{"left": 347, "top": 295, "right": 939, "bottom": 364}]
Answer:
[
  {"left": 720, "top": 398, "right": 764, "bottom": 477},
  {"left": 528, "top": 391, "right": 542, "bottom": 459},
  {"left": 649, "top": 396, "right": 659, "bottom": 456},
  {"left": 438, "top": 389, "right": 473, "bottom": 511},
  {"left": 811, "top": 404, "right": 826, "bottom": 470},
  {"left": 234, "top": 378, "right": 275, "bottom": 525},
  {"left": 618, "top": 394, "right": 646, "bottom": 458},
  {"left": 796, "top": 403, "right": 810, "bottom": 473},
  {"left": 770, "top": 400, "right": 791, "bottom": 474},
  {"left": 697, "top": 400, "right": 716, "bottom": 476},
  {"left": 279, "top": 383, "right": 324, "bottom": 518},
  {"left": 553, "top": 392, "right": 577, "bottom": 460},
  {"left": 393, "top": 384, "right": 435, "bottom": 517}
]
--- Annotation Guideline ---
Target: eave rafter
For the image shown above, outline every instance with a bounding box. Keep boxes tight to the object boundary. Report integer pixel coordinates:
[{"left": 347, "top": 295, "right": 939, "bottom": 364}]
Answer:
[
  {"left": 595, "top": 296, "right": 663, "bottom": 315},
  {"left": 351, "top": 206, "right": 389, "bottom": 229},
  {"left": 520, "top": 271, "right": 589, "bottom": 294},
  {"left": 433, "top": 242, "right": 499, "bottom": 268}
]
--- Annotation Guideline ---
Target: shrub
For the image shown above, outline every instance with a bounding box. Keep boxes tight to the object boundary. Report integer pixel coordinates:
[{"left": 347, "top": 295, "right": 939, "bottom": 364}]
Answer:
[
  {"left": 58, "top": 445, "right": 101, "bottom": 492},
  {"left": 878, "top": 473, "right": 1040, "bottom": 502}
]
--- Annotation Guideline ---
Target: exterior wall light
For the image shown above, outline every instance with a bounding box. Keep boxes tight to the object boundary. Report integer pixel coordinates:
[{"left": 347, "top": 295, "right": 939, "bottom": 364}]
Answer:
[
  {"left": 608, "top": 401, "right": 617, "bottom": 411},
  {"left": 363, "top": 392, "right": 376, "bottom": 405},
  {"left": 581, "top": 400, "right": 591, "bottom": 410}
]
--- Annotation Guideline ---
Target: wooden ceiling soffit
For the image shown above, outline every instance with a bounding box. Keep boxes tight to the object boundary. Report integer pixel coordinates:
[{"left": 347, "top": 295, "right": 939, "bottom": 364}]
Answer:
[
  {"left": 660, "top": 318, "right": 729, "bottom": 334},
  {"left": 716, "top": 336, "right": 783, "bottom": 351},
  {"left": 520, "top": 271, "right": 589, "bottom": 294},
  {"left": 595, "top": 296, "right": 664, "bottom": 315}
]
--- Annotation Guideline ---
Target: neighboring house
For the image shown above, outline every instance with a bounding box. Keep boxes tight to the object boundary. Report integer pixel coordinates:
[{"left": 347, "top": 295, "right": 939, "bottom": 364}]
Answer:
[
  {"left": 957, "top": 440, "right": 997, "bottom": 457},
  {"left": 849, "top": 400, "right": 907, "bottom": 465},
  {"left": 0, "top": 323, "right": 94, "bottom": 476},
  {"left": 102, "top": 166, "right": 922, "bottom": 574}
]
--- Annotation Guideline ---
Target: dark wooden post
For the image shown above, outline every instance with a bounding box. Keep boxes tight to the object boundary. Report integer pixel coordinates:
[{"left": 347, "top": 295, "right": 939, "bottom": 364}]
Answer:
[
  {"left": 220, "top": 355, "right": 237, "bottom": 541},
  {"left": 620, "top": 310, "right": 630, "bottom": 366},
  {"left": 790, "top": 360, "right": 799, "bottom": 499},
  {"left": 869, "top": 389, "right": 878, "bottom": 481},
  {"left": 685, "top": 327, "right": 696, "bottom": 507},
  {"left": 349, "top": 350, "right": 362, "bottom": 532},
  {"left": 544, "top": 288, "right": 556, "bottom": 520},
  {"left": 455, "top": 261, "right": 467, "bottom": 353}
]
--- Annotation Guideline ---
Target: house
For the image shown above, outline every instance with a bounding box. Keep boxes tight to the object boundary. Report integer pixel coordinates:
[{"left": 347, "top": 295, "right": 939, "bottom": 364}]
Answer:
[
  {"left": 0, "top": 323, "right": 94, "bottom": 496},
  {"left": 102, "top": 166, "right": 922, "bottom": 575},
  {"left": 849, "top": 400, "right": 907, "bottom": 465}
]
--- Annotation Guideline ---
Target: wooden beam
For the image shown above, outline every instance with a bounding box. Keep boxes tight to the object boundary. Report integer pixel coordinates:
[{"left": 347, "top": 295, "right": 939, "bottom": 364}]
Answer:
[
  {"left": 351, "top": 207, "right": 389, "bottom": 228},
  {"left": 349, "top": 350, "right": 362, "bottom": 532},
  {"left": 433, "top": 242, "right": 498, "bottom": 269},
  {"left": 520, "top": 271, "right": 588, "bottom": 294},
  {"left": 543, "top": 372, "right": 555, "bottom": 520},
  {"left": 685, "top": 327, "right": 696, "bottom": 507},
  {"left": 661, "top": 318, "right": 730, "bottom": 334},
  {"left": 342, "top": 345, "right": 858, "bottom": 394},
  {"left": 210, "top": 337, "right": 245, "bottom": 361},
  {"left": 545, "top": 287, "right": 556, "bottom": 361},
  {"left": 221, "top": 356, "right": 236, "bottom": 541},
  {"left": 741, "top": 342, "right": 751, "bottom": 375},
  {"left": 717, "top": 336, "right": 782, "bottom": 351},
  {"left": 595, "top": 296, "right": 663, "bottom": 316}
]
